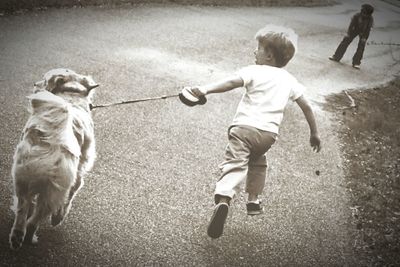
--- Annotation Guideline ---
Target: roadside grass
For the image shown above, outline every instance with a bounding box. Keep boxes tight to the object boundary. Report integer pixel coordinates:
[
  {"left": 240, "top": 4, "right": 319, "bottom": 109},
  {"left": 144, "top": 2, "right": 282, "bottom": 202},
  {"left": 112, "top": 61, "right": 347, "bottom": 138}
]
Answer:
[{"left": 324, "top": 79, "right": 400, "bottom": 266}]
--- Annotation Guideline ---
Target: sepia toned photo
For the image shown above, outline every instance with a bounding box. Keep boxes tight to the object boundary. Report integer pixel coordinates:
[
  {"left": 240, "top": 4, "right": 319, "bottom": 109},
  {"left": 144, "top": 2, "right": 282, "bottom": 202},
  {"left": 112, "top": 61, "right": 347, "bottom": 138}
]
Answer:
[{"left": 0, "top": 0, "right": 399, "bottom": 265}]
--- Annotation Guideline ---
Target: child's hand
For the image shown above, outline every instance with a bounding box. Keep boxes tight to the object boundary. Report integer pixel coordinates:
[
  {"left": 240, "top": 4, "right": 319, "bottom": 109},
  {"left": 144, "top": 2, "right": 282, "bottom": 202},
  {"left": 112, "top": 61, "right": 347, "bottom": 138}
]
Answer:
[
  {"left": 310, "top": 134, "right": 321, "bottom": 152},
  {"left": 185, "top": 86, "right": 207, "bottom": 97},
  {"left": 179, "top": 87, "right": 207, "bottom": 107}
]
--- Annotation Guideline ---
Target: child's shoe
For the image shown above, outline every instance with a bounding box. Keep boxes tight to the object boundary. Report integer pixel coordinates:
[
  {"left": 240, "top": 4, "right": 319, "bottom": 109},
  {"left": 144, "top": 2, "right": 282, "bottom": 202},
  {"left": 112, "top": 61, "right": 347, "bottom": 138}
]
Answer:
[
  {"left": 246, "top": 200, "right": 263, "bottom": 216},
  {"left": 352, "top": 64, "right": 360, "bottom": 70},
  {"left": 207, "top": 203, "right": 229, "bottom": 239}
]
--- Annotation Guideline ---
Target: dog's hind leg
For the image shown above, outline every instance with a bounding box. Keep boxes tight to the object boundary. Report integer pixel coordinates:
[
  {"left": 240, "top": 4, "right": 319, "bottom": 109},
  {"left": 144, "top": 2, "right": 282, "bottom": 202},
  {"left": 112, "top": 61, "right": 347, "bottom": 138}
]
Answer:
[
  {"left": 51, "top": 174, "right": 83, "bottom": 227},
  {"left": 25, "top": 204, "right": 50, "bottom": 245},
  {"left": 26, "top": 187, "right": 65, "bottom": 244},
  {"left": 9, "top": 194, "right": 34, "bottom": 250},
  {"left": 50, "top": 207, "right": 65, "bottom": 227},
  {"left": 65, "top": 174, "right": 83, "bottom": 217},
  {"left": 51, "top": 135, "right": 94, "bottom": 227},
  {"left": 27, "top": 196, "right": 36, "bottom": 219}
]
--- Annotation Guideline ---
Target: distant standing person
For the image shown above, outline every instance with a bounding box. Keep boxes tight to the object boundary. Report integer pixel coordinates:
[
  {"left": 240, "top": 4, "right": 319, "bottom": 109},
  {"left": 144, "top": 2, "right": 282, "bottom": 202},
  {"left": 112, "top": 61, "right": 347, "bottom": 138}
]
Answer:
[{"left": 329, "top": 4, "right": 374, "bottom": 69}]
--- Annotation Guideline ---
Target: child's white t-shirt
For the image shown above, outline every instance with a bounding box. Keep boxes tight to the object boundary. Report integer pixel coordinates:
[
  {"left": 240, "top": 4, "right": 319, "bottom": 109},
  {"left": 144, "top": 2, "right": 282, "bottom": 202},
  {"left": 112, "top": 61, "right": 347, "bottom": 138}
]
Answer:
[{"left": 232, "top": 64, "right": 305, "bottom": 134}]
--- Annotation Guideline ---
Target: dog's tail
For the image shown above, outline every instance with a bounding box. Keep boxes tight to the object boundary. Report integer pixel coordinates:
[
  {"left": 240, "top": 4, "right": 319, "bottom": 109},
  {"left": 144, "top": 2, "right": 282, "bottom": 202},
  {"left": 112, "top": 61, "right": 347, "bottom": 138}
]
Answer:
[
  {"left": 26, "top": 91, "right": 81, "bottom": 158},
  {"left": 39, "top": 182, "right": 68, "bottom": 215},
  {"left": 11, "top": 177, "right": 69, "bottom": 219},
  {"left": 27, "top": 180, "right": 68, "bottom": 218}
]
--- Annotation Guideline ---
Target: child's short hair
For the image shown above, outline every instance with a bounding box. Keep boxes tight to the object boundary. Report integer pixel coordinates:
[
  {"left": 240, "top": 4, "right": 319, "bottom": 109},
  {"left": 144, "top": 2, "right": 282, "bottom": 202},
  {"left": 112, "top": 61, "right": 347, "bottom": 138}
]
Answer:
[{"left": 255, "top": 25, "right": 298, "bottom": 67}]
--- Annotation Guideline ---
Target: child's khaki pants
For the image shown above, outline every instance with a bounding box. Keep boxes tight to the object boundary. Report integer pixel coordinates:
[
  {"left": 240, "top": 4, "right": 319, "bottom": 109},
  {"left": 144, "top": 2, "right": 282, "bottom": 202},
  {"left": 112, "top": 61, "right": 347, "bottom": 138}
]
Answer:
[{"left": 215, "top": 125, "right": 276, "bottom": 203}]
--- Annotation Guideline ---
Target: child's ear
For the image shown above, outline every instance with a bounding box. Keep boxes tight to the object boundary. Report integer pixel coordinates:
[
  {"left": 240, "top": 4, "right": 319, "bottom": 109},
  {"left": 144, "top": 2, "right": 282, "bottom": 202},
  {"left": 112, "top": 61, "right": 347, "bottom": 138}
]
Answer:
[
  {"left": 266, "top": 52, "right": 274, "bottom": 60},
  {"left": 265, "top": 51, "right": 276, "bottom": 64},
  {"left": 263, "top": 46, "right": 275, "bottom": 60}
]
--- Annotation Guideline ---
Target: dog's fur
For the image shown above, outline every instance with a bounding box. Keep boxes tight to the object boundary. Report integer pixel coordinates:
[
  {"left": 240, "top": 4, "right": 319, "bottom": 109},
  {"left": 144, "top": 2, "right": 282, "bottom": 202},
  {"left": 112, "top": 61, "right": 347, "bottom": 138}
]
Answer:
[{"left": 9, "top": 68, "right": 98, "bottom": 250}]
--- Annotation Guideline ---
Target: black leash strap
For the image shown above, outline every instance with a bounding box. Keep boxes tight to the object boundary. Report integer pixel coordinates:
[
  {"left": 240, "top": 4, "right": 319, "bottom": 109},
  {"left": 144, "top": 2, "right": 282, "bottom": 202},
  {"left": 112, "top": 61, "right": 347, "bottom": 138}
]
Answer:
[{"left": 90, "top": 94, "right": 179, "bottom": 110}]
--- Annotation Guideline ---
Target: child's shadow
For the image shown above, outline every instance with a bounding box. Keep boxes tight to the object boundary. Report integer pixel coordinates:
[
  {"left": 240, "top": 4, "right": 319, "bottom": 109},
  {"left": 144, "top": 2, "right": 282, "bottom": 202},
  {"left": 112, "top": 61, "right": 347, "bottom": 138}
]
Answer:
[{"left": 200, "top": 214, "right": 280, "bottom": 266}]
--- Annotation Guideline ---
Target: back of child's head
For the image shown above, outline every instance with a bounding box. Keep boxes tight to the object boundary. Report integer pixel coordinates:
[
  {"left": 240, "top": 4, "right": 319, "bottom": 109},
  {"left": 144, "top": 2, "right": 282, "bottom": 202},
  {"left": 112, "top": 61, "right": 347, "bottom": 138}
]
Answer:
[
  {"left": 361, "top": 4, "right": 374, "bottom": 15},
  {"left": 255, "top": 24, "right": 298, "bottom": 68}
]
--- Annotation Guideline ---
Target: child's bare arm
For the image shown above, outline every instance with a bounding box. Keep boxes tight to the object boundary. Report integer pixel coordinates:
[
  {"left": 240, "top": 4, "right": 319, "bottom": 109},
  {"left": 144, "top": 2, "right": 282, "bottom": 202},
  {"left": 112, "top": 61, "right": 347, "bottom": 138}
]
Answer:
[
  {"left": 188, "top": 75, "right": 244, "bottom": 97},
  {"left": 295, "top": 95, "right": 321, "bottom": 152}
]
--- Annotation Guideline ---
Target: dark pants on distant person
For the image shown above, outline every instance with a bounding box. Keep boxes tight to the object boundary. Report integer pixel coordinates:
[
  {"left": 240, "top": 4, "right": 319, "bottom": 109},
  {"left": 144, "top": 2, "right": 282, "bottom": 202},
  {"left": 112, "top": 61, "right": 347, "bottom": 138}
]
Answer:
[{"left": 333, "top": 32, "right": 367, "bottom": 65}]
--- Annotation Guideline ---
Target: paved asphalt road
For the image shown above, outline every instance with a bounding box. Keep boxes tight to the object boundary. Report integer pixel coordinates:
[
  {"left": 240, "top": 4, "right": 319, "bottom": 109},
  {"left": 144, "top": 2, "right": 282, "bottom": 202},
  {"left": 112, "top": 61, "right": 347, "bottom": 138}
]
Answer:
[{"left": 0, "top": 0, "right": 399, "bottom": 265}]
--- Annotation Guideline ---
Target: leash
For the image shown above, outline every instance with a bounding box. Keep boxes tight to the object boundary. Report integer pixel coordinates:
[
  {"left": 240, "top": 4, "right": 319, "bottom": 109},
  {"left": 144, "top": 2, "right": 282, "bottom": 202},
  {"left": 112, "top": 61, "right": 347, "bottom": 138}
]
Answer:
[
  {"left": 90, "top": 93, "right": 179, "bottom": 110},
  {"left": 367, "top": 41, "right": 400, "bottom": 46}
]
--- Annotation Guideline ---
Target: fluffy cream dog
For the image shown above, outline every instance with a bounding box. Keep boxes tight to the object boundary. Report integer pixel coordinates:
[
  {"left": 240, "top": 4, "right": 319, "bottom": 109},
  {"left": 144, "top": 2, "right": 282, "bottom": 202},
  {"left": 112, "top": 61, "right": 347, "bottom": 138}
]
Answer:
[{"left": 9, "top": 68, "right": 98, "bottom": 250}]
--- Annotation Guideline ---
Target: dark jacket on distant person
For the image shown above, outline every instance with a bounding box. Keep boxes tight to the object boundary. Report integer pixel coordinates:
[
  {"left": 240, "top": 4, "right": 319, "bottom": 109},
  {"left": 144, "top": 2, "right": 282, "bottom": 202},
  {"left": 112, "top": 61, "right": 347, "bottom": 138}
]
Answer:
[{"left": 347, "top": 11, "right": 374, "bottom": 39}]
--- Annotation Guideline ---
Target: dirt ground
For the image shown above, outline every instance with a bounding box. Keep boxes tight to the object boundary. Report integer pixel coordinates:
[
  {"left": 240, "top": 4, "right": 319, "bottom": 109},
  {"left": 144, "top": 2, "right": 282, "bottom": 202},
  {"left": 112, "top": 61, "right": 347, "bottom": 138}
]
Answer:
[{"left": 325, "top": 79, "right": 400, "bottom": 266}]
